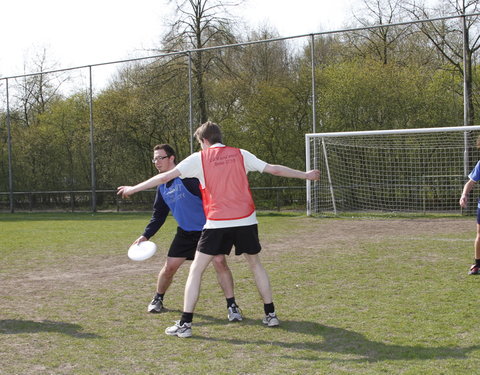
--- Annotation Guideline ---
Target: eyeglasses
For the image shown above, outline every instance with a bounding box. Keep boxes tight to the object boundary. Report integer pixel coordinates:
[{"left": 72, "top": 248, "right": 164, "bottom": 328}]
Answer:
[{"left": 152, "top": 155, "right": 169, "bottom": 163}]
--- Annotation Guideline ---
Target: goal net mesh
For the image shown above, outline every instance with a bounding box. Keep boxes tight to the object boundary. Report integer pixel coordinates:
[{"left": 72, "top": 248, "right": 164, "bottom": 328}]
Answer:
[{"left": 306, "top": 126, "right": 480, "bottom": 215}]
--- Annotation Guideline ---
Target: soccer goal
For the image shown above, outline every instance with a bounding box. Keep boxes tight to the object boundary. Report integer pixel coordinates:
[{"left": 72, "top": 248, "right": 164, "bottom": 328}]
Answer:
[{"left": 305, "top": 126, "right": 480, "bottom": 216}]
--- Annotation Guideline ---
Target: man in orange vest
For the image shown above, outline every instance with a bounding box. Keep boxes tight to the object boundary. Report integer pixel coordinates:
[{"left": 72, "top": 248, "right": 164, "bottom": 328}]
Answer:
[{"left": 118, "top": 121, "right": 320, "bottom": 338}]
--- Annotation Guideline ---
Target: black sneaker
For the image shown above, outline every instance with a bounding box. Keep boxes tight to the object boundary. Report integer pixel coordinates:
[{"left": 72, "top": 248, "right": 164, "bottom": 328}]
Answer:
[
  {"left": 147, "top": 295, "right": 163, "bottom": 313},
  {"left": 468, "top": 264, "right": 480, "bottom": 275}
]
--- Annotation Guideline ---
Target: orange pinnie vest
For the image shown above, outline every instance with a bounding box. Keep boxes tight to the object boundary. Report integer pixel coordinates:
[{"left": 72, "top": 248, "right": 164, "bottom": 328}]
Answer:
[{"left": 200, "top": 146, "right": 255, "bottom": 220}]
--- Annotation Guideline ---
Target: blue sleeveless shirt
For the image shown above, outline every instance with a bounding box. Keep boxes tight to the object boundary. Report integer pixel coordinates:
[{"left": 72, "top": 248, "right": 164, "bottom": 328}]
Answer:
[
  {"left": 159, "top": 177, "right": 206, "bottom": 231},
  {"left": 468, "top": 161, "right": 480, "bottom": 208}
]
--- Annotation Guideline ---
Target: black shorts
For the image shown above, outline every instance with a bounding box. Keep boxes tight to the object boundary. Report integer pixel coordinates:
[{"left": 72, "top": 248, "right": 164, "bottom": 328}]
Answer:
[
  {"left": 477, "top": 207, "right": 480, "bottom": 224},
  {"left": 196, "top": 224, "right": 261, "bottom": 256},
  {"left": 168, "top": 227, "right": 202, "bottom": 260}
]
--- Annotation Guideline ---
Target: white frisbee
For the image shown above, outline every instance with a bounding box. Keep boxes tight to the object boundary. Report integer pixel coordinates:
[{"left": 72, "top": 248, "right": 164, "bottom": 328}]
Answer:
[{"left": 128, "top": 241, "right": 157, "bottom": 261}]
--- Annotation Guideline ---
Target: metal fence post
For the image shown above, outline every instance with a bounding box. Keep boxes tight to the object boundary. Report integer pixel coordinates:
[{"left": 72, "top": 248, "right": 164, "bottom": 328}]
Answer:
[
  {"left": 310, "top": 34, "right": 317, "bottom": 134},
  {"left": 6, "top": 78, "right": 14, "bottom": 213},
  {"left": 88, "top": 66, "right": 97, "bottom": 212},
  {"left": 188, "top": 52, "right": 194, "bottom": 155},
  {"left": 461, "top": 11, "right": 471, "bottom": 180},
  {"left": 309, "top": 34, "right": 318, "bottom": 215}
]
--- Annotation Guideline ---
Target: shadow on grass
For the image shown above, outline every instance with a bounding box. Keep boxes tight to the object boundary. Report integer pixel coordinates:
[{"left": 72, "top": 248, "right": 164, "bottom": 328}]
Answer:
[
  {"left": 0, "top": 319, "right": 100, "bottom": 339},
  {"left": 189, "top": 314, "right": 479, "bottom": 362},
  {"left": 279, "top": 320, "right": 480, "bottom": 362}
]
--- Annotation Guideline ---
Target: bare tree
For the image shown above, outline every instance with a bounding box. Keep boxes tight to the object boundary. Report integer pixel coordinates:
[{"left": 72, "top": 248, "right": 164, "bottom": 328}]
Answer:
[
  {"left": 347, "top": 0, "right": 414, "bottom": 64},
  {"left": 15, "top": 48, "right": 68, "bottom": 127},
  {"left": 163, "top": 0, "right": 241, "bottom": 123},
  {"left": 404, "top": 0, "right": 480, "bottom": 125}
]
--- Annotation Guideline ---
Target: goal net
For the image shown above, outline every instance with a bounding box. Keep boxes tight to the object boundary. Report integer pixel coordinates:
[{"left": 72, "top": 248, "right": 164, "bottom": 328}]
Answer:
[{"left": 305, "top": 126, "right": 480, "bottom": 216}]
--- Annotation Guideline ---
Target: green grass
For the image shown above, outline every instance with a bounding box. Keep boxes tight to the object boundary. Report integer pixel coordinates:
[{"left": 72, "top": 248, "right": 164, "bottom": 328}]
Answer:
[{"left": 1, "top": 212, "right": 480, "bottom": 374}]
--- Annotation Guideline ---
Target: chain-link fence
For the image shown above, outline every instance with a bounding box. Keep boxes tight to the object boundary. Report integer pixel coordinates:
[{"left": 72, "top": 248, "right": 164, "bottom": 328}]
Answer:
[{"left": 1, "top": 11, "right": 479, "bottom": 213}]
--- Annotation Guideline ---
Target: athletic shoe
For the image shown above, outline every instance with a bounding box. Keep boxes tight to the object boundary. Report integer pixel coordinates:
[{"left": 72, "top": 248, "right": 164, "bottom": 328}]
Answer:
[
  {"left": 262, "top": 312, "right": 280, "bottom": 327},
  {"left": 468, "top": 264, "right": 480, "bottom": 275},
  {"left": 147, "top": 295, "right": 163, "bottom": 313},
  {"left": 227, "top": 304, "right": 243, "bottom": 322},
  {"left": 165, "top": 321, "right": 192, "bottom": 338}
]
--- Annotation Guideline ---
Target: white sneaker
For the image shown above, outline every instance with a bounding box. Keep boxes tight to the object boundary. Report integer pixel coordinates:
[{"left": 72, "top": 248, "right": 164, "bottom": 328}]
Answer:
[
  {"left": 165, "top": 321, "right": 192, "bottom": 338},
  {"left": 262, "top": 312, "right": 280, "bottom": 327},
  {"left": 227, "top": 305, "right": 243, "bottom": 322}
]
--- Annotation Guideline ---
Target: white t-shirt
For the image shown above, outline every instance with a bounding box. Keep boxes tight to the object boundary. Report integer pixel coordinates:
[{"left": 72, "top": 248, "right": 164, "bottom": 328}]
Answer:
[{"left": 176, "top": 144, "right": 268, "bottom": 229}]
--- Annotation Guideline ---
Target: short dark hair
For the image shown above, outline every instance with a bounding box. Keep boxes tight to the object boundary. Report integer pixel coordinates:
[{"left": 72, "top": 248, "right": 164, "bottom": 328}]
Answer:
[
  {"left": 194, "top": 121, "right": 223, "bottom": 144},
  {"left": 153, "top": 144, "right": 176, "bottom": 160}
]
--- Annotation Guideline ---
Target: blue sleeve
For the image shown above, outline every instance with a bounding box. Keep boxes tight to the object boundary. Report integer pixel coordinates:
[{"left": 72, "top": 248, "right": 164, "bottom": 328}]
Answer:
[
  {"left": 469, "top": 161, "right": 480, "bottom": 182},
  {"left": 142, "top": 188, "right": 170, "bottom": 239}
]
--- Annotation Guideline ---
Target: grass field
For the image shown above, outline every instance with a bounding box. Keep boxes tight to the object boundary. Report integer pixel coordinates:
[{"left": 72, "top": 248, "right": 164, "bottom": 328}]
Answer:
[{"left": 1, "top": 212, "right": 480, "bottom": 375}]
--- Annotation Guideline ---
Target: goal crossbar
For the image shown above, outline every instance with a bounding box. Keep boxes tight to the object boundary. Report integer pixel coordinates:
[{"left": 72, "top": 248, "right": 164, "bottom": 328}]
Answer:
[{"left": 306, "top": 125, "right": 480, "bottom": 139}]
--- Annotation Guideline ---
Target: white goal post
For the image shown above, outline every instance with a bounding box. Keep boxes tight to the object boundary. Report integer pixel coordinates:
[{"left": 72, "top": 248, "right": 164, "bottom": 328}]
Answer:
[{"left": 305, "top": 125, "right": 480, "bottom": 216}]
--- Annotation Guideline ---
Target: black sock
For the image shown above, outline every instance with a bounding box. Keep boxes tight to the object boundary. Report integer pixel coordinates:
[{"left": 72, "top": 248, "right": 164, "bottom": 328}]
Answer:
[
  {"left": 264, "top": 302, "right": 275, "bottom": 315},
  {"left": 180, "top": 312, "right": 193, "bottom": 325},
  {"left": 226, "top": 297, "right": 237, "bottom": 308},
  {"left": 155, "top": 293, "right": 164, "bottom": 300},
  {"left": 475, "top": 259, "right": 480, "bottom": 267}
]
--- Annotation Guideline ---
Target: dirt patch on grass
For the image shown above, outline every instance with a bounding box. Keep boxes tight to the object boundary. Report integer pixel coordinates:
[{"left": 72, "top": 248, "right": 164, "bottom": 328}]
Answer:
[
  {"left": 294, "top": 217, "right": 472, "bottom": 241},
  {"left": 259, "top": 217, "right": 475, "bottom": 255},
  {"left": 1, "top": 217, "right": 475, "bottom": 293}
]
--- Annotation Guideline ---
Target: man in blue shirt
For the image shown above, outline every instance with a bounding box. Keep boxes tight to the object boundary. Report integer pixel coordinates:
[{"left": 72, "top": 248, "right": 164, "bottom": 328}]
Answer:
[
  {"left": 460, "top": 158, "right": 480, "bottom": 275},
  {"left": 131, "top": 144, "right": 242, "bottom": 321}
]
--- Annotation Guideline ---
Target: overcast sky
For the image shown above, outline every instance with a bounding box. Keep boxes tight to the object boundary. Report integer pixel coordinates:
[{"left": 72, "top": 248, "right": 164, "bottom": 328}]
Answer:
[{"left": 0, "top": 0, "right": 359, "bottom": 84}]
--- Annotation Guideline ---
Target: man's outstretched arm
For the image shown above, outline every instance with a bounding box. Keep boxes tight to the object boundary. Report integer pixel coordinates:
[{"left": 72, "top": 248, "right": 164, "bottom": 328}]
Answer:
[
  {"left": 117, "top": 168, "right": 181, "bottom": 198},
  {"left": 263, "top": 164, "right": 320, "bottom": 181}
]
